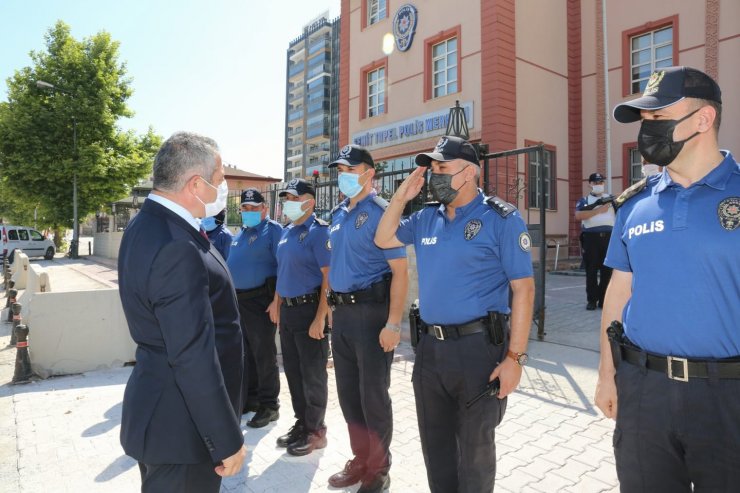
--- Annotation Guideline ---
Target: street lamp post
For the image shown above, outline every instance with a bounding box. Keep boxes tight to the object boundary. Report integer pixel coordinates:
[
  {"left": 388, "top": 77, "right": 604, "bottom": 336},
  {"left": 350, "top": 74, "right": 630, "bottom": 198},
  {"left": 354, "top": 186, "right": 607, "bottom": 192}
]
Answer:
[{"left": 36, "top": 80, "right": 79, "bottom": 259}]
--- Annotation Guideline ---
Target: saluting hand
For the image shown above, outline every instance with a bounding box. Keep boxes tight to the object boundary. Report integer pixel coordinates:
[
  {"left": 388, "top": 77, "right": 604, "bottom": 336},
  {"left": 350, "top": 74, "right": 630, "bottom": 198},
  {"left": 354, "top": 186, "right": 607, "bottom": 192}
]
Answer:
[
  {"left": 488, "top": 358, "right": 523, "bottom": 399},
  {"left": 394, "top": 167, "right": 426, "bottom": 203},
  {"left": 215, "top": 444, "right": 247, "bottom": 477}
]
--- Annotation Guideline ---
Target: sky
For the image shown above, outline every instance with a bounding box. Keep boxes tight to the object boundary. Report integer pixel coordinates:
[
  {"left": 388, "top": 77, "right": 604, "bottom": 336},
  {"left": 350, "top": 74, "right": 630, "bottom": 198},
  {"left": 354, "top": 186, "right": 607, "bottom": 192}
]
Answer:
[{"left": 0, "top": 0, "right": 341, "bottom": 179}]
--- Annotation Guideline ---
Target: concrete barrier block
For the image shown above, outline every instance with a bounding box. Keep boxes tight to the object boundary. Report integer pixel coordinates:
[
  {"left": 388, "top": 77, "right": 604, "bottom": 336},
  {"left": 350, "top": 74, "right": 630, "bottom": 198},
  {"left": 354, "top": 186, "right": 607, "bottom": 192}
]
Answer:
[{"left": 10, "top": 253, "right": 29, "bottom": 290}]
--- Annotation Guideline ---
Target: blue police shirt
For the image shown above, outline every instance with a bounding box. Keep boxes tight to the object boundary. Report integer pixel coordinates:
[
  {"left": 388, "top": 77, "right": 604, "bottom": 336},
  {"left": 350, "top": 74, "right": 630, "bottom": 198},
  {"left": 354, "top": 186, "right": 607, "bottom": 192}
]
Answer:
[
  {"left": 605, "top": 151, "right": 740, "bottom": 358},
  {"left": 226, "top": 218, "right": 282, "bottom": 290},
  {"left": 276, "top": 214, "right": 331, "bottom": 298},
  {"left": 206, "top": 225, "right": 233, "bottom": 260},
  {"left": 396, "top": 191, "right": 534, "bottom": 324},
  {"left": 329, "top": 192, "right": 406, "bottom": 292}
]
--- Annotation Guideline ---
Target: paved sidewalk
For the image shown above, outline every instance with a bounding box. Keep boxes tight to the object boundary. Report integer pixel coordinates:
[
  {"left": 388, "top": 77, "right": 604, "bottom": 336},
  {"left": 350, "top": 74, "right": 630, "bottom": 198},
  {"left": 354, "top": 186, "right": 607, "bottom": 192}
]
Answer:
[{"left": 0, "top": 260, "right": 618, "bottom": 492}]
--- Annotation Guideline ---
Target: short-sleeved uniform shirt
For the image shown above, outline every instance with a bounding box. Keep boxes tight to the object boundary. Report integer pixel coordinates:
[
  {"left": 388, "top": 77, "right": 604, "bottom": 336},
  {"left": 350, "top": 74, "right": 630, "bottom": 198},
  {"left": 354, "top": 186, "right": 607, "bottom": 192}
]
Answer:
[
  {"left": 396, "top": 191, "right": 534, "bottom": 325},
  {"left": 576, "top": 195, "right": 615, "bottom": 232},
  {"left": 275, "top": 214, "right": 331, "bottom": 298},
  {"left": 206, "top": 225, "right": 233, "bottom": 260},
  {"left": 329, "top": 192, "right": 407, "bottom": 293},
  {"left": 605, "top": 151, "right": 740, "bottom": 358},
  {"left": 226, "top": 218, "right": 282, "bottom": 290}
]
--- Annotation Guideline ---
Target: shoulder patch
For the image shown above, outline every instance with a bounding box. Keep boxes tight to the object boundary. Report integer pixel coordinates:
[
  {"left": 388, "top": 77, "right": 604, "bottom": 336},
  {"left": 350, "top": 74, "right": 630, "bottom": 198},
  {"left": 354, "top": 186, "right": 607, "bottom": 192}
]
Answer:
[
  {"left": 372, "top": 195, "right": 389, "bottom": 210},
  {"left": 613, "top": 178, "right": 648, "bottom": 211},
  {"left": 485, "top": 196, "right": 516, "bottom": 217}
]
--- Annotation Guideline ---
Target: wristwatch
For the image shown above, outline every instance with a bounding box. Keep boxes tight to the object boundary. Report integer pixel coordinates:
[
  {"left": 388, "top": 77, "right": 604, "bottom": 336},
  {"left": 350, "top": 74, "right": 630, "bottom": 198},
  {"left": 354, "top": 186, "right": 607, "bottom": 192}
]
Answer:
[{"left": 507, "top": 350, "right": 529, "bottom": 366}]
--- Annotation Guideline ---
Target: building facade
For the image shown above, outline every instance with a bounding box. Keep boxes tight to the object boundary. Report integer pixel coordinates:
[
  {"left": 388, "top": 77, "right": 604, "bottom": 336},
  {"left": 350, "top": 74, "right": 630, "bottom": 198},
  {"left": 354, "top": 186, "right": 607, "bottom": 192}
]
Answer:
[
  {"left": 284, "top": 13, "right": 341, "bottom": 181},
  {"left": 339, "top": 0, "right": 740, "bottom": 255}
]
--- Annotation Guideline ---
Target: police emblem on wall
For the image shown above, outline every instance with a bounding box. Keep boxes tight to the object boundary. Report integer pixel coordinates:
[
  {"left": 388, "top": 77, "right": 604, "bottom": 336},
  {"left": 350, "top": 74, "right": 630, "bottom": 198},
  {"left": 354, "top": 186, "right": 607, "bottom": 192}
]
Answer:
[
  {"left": 299, "top": 230, "right": 309, "bottom": 243},
  {"left": 355, "top": 212, "right": 369, "bottom": 229},
  {"left": 519, "top": 232, "right": 532, "bottom": 252},
  {"left": 464, "top": 219, "right": 482, "bottom": 240},
  {"left": 249, "top": 234, "right": 258, "bottom": 245},
  {"left": 393, "top": 4, "right": 418, "bottom": 52},
  {"left": 717, "top": 197, "right": 740, "bottom": 231}
]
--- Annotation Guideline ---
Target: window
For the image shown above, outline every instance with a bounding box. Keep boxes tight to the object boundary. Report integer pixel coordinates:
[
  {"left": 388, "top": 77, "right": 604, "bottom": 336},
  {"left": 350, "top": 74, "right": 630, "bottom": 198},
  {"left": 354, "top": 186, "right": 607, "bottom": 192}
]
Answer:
[
  {"left": 628, "top": 148, "right": 643, "bottom": 185},
  {"left": 368, "top": 0, "right": 387, "bottom": 26},
  {"left": 18, "top": 230, "right": 29, "bottom": 241},
  {"left": 8, "top": 230, "right": 18, "bottom": 241},
  {"left": 622, "top": 16, "right": 677, "bottom": 96},
  {"left": 30, "top": 230, "right": 44, "bottom": 241},
  {"left": 367, "top": 67, "right": 385, "bottom": 117},
  {"left": 432, "top": 38, "right": 458, "bottom": 98},
  {"left": 528, "top": 148, "right": 556, "bottom": 210}
]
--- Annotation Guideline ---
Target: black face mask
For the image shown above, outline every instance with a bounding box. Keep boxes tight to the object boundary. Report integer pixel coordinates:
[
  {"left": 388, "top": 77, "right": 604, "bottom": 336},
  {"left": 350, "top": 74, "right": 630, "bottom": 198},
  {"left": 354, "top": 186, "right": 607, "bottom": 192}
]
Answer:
[
  {"left": 638, "top": 108, "right": 700, "bottom": 167},
  {"left": 429, "top": 166, "right": 468, "bottom": 204}
]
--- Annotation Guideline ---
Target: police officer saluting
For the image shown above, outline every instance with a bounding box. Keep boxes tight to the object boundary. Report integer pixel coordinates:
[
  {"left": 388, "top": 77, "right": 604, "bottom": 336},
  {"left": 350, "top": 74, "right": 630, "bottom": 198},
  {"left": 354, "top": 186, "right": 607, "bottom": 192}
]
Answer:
[
  {"left": 375, "top": 136, "right": 535, "bottom": 492},
  {"left": 595, "top": 67, "right": 740, "bottom": 490},
  {"left": 269, "top": 179, "right": 331, "bottom": 456},
  {"left": 226, "top": 189, "right": 282, "bottom": 426},
  {"left": 325, "top": 145, "right": 408, "bottom": 493}
]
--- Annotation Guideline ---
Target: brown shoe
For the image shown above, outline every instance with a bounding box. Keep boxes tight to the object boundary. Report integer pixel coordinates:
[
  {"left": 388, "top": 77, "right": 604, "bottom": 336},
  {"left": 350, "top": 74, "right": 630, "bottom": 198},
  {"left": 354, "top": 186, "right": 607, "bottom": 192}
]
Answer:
[{"left": 328, "top": 458, "right": 367, "bottom": 488}]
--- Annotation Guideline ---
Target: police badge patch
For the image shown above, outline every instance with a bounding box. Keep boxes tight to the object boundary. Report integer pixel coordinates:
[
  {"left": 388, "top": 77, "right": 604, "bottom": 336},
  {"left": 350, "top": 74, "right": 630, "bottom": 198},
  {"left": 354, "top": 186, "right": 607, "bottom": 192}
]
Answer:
[
  {"left": 339, "top": 145, "right": 352, "bottom": 158},
  {"left": 299, "top": 231, "right": 309, "bottom": 243},
  {"left": 249, "top": 234, "right": 258, "bottom": 245},
  {"left": 717, "top": 197, "right": 740, "bottom": 231},
  {"left": 355, "top": 212, "right": 369, "bottom": 229},
  {"left": 519, "top": 232, "right": 532, "bottom": 252},
  {"left": 464, "top": 219, "right": 482, "bottom": 240}
]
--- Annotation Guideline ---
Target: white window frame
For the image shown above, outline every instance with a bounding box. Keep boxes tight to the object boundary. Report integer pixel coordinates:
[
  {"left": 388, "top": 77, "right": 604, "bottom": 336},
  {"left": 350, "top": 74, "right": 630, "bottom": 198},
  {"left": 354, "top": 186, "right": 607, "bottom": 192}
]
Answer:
[
  {"left": 368, "top": 0, "right": 387, "bottom": 26},
  {"left": 367, "top": 67, "right": 385, "bottom": 117},
  {"left": 431, "top": 37, "right": 458, "bottom": 98},
  {"left": 630, "top": 26, "right": 673, "bottom": 94},
  {"left": 529, "top": 149, "right": 556, "bottom": 210},
  {"left": 629, "top": 148, "right": 643, "bottom": 185}
]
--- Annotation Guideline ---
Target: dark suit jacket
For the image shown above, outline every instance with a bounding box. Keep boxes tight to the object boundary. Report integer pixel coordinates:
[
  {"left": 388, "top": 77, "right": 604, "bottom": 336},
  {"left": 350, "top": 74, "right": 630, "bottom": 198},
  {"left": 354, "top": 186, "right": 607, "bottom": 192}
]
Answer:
[{"left": 118, "top": 198, "right": 244, "bottom": 464}]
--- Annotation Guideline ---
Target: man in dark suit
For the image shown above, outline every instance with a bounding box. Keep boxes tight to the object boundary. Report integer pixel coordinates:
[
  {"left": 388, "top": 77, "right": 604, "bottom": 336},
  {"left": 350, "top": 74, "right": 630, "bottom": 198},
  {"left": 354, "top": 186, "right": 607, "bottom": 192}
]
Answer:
[{"left": 118, "top": 132, "right": 247, "bottom": 492}]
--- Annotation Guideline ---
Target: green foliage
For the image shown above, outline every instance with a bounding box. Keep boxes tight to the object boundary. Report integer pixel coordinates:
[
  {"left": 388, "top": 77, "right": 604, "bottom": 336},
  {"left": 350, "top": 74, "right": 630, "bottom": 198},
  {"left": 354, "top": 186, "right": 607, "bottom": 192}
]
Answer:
[{"left": 0, "top": 21, "right": 161, "bottom": 230}]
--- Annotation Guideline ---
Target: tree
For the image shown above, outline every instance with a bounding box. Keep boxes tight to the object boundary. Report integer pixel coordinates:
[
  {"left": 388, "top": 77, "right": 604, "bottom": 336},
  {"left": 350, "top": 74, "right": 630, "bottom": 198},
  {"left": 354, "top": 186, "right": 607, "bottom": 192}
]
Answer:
[{"left": 0, "top": 21, "right": 161, "bottom": 236}]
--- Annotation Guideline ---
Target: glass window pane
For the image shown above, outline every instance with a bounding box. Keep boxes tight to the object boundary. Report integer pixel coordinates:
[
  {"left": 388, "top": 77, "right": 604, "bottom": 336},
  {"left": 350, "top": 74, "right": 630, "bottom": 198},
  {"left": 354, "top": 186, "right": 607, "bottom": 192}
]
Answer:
[
  {"left": 433, "top": 43, "right": 445, "bottom": 58},
  {"left": 378, "top": 101, "right": 384, "bottom": 113},
  {"left": 434, "top": 86, "right": 444, "bottom": 98},
  {"left": 447, "top": 67, "right": 456, "bottom": 81},
  {"left": 433, "top": 59, "right": 444, "bottom": 72},
  {"left": 447, "top": 53, "right": 456, "bottom": 67},
  {"left": 632, "top": 33, "right": 650, "bottom": 50},
  {"left": 434, "top": 72, "right": 446, "bottom": 86},
  {"left": 654, "top": 27, "right": 672, "bottom": 45},
  {"left": 655, "top": 45, "right": 672, "bottom": 60},
  {"left": 631, "top": 49, "right": 651, "bottom": 65},
  {"left": 448, "top": 37, "right": 457, "bottom": 52},
  {"left": 19, "top": 230, "right": 28, "bottom": 241},
  {"left": 448, "top": 81, "right": 457, "bottom": 93},
  {"left": 632, "top": 64, "right": 651, "bottom": 80},
  {"left": 655, "top": 59, "right": 672, "bottom": 68},
  {"left": 378, "top": 67, "right": 385, "bottom": 79}
]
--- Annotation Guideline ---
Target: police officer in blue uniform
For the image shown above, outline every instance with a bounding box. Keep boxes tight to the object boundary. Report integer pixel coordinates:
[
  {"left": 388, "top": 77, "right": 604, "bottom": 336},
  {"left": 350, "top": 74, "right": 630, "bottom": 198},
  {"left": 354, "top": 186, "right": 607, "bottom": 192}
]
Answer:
[
  {"left": 270, "top": 179, "right": 331, "bottom": 456},
  {"left": 202, "top": 208, "right": 233, "bottom": 259},
  {"left": 325, "top": 145, "right": 408, "bottom": 493},
  {"left": 376, "top": 136, "right": 535, "bottom": 492},
  {"left": 226, "top": 189, "right": 282, "bottom": 427},
  {"left": 595, "top": 66, "right": 740, "bottom": 491},
  {"left": 575, "top": 172, "right": 615, "bottom": 310}
]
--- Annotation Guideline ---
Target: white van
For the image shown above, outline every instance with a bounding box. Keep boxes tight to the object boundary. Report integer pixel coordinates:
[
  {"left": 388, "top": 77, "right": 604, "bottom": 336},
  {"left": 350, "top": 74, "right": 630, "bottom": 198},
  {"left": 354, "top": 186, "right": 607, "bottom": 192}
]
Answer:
[{"left": 1, "top": 225, "right": 56, "bottom": 260}]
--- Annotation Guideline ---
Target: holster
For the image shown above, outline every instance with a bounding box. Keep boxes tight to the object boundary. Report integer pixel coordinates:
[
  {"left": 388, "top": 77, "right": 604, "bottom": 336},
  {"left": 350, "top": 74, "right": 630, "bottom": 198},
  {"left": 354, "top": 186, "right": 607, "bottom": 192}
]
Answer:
[
  {"left": 409, "top": 302, "right": 421, "bottom": 348},
  {"left": 606, "top": 320, "right": 625, "bottom": 368},
  {"left": 487, "top": 311, "right": 508, "bottom": 346}
]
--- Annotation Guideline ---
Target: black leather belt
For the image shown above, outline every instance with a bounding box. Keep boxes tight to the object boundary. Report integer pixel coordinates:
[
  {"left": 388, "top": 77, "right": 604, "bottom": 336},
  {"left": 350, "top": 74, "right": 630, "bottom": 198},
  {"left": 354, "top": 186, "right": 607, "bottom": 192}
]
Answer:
[
  {"left": 583, "top": 231, "right": 611, "bottom": 238},
  {"left": 329, "top": 278, "right": 389, "bottom": 306},
  {"left": 423, "top": 319, "right": 487, "bottom": 341},
  {"left": 620, "top": 345, "right": 740, "bottom": 381},
  {"left": 283, "top": 291, "right": 319, "bottom": 307},
  {"left": 236, "top": 284, "right": 270, "bottom": 300}
]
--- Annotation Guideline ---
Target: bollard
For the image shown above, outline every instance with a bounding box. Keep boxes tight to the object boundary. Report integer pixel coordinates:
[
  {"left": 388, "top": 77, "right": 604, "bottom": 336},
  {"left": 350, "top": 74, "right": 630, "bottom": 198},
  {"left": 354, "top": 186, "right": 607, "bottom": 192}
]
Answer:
[
  {"left": 9, "top": 302, "right": 21, "bottom": 346},
  {"left": 12, "top": 324, "right": 33, "bottom": 384},
  {"left": 6, "top": 289, "right": 17, "bottom": 318},
  {"left": 3, "top": 258, "right": 10, "bottom": 292},
  {"left": 88, "top": 241, "right": 91, "bottom": 256}
]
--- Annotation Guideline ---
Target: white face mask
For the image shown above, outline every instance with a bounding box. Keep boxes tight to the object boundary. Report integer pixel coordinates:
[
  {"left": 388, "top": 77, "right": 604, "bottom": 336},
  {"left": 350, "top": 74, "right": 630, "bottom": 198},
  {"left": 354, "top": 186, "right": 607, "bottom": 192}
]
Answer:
[
  {"left": 642, "top": 164, "right": 661, "bottom": 177},
  {"left": 194, "top": 177, "right": 228, "bottom": 218},
  {"left": 283, "top": 199, "right": 310, "bottom": 222},
  {"left": 591, "top": 184, "right": 604, "bottom": 194}
]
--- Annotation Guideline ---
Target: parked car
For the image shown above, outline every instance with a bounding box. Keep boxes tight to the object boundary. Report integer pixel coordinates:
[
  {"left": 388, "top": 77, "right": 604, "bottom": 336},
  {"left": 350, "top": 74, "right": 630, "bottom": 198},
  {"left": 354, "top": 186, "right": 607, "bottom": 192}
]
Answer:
[{"left": 1, "top": 225, "right": 56, "bottom": 260}]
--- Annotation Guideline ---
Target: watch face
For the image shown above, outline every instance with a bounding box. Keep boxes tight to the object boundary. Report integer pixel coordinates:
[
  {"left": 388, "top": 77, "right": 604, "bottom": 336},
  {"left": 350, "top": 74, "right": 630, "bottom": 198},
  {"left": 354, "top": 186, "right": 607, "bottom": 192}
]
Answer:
[{"left": 518, "top": 353, "right": 529, "bottom": 366}]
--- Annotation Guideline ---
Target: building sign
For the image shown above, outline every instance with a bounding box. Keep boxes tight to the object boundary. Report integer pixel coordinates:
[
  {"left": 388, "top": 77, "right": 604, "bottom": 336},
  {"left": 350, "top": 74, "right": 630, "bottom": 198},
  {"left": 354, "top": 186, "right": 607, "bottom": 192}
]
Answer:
[
  {"left": 352, "top": 101, "right": 474, "bottom": 150},
  {"left": 393, "top": 4, "right": 418, "bottom": 52}
]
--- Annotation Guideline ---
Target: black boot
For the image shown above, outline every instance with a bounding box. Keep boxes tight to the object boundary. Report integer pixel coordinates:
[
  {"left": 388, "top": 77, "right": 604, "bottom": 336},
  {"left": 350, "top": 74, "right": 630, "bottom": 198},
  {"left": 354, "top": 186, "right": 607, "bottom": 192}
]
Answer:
[
  {"left": 276, "top": 421, "right": 305, "bottom": 448},
  {"left": 286, "top": 428, "right": 327, "bottom": 456},
  {"left": 247, "top": 406, "right": 279, "bottom": 428}
]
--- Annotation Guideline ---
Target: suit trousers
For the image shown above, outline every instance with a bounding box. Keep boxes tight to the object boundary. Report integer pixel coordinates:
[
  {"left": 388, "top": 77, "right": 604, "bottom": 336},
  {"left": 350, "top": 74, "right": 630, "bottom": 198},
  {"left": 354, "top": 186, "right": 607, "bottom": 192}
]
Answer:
[
  {"left": 138, "top": 461, "right": 220, "bottom": 493},
  {"left": 331, "top": 299, "right": 394, "bottom": 475},
  {"left": 279, "top": 302, "right": 329, "bottom": 432},
  {"left": 582, "top": 231, "right": 612, "bottom": 304},
  {"left": 413, "top": 331, "right": 506, "bottom": 493},
  {"left": 237, "top": 292, "right": 280, "bottom": 409}
]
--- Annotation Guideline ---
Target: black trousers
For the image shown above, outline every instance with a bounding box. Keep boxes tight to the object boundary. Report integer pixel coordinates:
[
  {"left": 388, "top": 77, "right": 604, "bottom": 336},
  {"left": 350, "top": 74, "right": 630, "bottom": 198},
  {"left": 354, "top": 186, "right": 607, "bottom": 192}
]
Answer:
[
  {"left": 279, "top": 302, "right": 329, "bottom": 432},
  {"left": 614, "top": 361, "right": 740, "bottom": 492},
  {"left": 332, "top": 299, "right": 394, "bottom": 476},
  {"left": 237, "top": 292, "right": 280, "bottom": 409},
  {"left": 138, "top": 461, "right": 220, "bottom": 493},
  {"left": 582, "top": 231, "right": 612, "bottom": 304},
  {"left": 413, "top": 332, "right": 506, "bottom": 493}
]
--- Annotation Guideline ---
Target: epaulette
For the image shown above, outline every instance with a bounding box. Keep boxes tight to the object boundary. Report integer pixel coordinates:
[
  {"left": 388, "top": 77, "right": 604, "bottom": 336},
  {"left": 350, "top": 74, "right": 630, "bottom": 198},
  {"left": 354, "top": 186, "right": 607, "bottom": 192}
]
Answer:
[
  {"left": 315, "top": 217, "right": 329, "bottom": 226},
  {"left": 328, "top": 202, "right": 344, "bottom": 224},
  {"left": 485, "top": 196, "right": 516, "bottom": 217},
  {"left": 424, "top": 201, "right": 441, "bottom": 207},
  {"left": 372, "top": 195, "right": 389, "bottom": 210},
  {"left": 613, "top": 177, "right": 647, "bottom": 211}
]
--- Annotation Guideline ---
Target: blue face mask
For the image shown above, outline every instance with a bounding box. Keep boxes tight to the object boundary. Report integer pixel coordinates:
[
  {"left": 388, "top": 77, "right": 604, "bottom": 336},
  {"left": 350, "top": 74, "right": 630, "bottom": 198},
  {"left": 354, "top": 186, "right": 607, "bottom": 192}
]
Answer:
[
  {"left": 338, "top": 170, "right": 368, "bottom": 198},
  {"left": 200, "top": 216, "right": 218, "bottom": 232},
  {"left": 241, "top": 211, "right": 262, "bottom": 228}
]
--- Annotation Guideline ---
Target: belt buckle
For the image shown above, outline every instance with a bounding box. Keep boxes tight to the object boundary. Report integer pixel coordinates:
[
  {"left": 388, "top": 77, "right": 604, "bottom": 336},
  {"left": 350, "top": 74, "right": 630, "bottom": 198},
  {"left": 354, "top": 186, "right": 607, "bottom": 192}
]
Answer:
[
  {"left": 432, "top": 325, "right": 445, "bottom": 341},
  {"left": 667, "top": 356, "right": 689, "bottom": 382}
]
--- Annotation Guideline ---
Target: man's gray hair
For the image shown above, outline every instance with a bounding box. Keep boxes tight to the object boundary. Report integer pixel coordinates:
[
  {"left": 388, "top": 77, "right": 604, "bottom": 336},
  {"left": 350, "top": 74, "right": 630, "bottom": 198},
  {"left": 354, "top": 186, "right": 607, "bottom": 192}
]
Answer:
[{"left": 153, "top": 132, "right": 220, "bottom": 192}]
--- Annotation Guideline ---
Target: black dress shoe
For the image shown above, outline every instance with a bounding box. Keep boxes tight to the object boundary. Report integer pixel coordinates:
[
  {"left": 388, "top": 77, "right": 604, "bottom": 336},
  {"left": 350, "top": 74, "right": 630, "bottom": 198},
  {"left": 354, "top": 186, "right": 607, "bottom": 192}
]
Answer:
[
  {"left": 286, "top": 429, "right": 327, "bottom": 456},
  {"left": 328, "top": 458, "right": 367, "bottom": 488},
  {"left": 276, "top": 421, "right": 305, "bottom": 448},
  {"left": 242, "top": 400, "right": 260, "bottom": 414},
  {"left": 247, "top": 406, "right": 279, "bottom": 428},
  {"left": 586, "top": 301, "right": 596, "bottom": 311},
  {"left": 597, "top": 300, "right": 604, "bottom": 309},
  {"left": 357, "top": 473, "right": 390, "bottom": 493}
]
